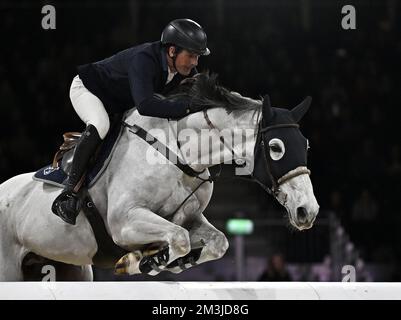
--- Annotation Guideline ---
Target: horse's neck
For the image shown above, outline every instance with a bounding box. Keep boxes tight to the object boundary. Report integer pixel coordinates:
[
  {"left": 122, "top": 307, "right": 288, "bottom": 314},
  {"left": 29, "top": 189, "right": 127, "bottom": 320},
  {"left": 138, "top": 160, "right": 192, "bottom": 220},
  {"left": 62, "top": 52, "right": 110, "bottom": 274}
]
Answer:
[
  {"left": 177, "top": 107, "right": 260, "bottom": 170},
  {"left": 122, "top": 107, "right": 260, "bottom": 171}
]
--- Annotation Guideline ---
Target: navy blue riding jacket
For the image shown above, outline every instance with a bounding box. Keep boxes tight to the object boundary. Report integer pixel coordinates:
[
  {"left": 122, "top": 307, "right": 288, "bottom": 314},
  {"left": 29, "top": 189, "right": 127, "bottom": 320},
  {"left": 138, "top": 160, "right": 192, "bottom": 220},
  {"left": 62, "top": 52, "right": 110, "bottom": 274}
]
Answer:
[{"left": 77, "top": 41, "right": 197, "bottom": 119}]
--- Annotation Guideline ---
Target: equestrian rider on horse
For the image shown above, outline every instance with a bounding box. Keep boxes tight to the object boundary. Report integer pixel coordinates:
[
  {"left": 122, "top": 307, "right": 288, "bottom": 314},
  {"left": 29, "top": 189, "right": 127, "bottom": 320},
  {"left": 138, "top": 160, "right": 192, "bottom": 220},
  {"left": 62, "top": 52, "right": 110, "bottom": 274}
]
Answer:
[{"left": 52, "top": 19, "right": 211, "bottom": 225}]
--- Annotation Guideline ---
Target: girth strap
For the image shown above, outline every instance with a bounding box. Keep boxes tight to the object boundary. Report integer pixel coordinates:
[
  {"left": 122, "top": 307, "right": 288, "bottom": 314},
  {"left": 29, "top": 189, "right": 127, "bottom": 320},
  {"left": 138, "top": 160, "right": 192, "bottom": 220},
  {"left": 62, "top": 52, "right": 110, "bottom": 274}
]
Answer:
[
  {"left": 122, "top": 122, "right": 205, "bottom": 178},
  {"left": 81, "top": 193, "right": 129, "bottom": 268}
]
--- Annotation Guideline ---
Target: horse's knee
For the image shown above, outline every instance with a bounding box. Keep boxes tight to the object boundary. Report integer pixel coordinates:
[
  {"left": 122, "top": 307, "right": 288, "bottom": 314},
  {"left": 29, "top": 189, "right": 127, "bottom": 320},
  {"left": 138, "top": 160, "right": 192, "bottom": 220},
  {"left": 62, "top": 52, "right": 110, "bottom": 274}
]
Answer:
[
  {"left": 169, "top": 228, "right": 191, "bottom": 257},
  {"left": 206, "top": 233, "right": 229, "bottom": 259}
]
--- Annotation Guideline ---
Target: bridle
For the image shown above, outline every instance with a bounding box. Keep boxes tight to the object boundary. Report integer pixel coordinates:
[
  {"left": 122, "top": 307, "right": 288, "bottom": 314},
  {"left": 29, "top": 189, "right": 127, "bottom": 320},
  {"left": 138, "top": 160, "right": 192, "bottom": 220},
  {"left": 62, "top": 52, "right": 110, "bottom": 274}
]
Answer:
[{"left": 203, "top": 108, "right": 311, "bottom": 198}]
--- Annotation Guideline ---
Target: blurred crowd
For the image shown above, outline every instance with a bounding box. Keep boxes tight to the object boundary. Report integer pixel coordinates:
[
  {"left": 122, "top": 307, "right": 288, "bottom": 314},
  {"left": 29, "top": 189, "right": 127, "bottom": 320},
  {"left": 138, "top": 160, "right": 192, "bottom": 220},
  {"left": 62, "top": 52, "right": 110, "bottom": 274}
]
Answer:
[{"left": 1, "top": 0, "right": 400, "bottom": 274}]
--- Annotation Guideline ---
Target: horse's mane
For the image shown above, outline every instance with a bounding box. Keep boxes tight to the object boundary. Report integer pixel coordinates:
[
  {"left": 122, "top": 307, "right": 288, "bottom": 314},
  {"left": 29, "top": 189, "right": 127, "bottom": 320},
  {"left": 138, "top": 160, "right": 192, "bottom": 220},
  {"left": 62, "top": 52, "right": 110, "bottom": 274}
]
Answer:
[{"left": 166, "top": 72, "right": 261, "bottom": 114}]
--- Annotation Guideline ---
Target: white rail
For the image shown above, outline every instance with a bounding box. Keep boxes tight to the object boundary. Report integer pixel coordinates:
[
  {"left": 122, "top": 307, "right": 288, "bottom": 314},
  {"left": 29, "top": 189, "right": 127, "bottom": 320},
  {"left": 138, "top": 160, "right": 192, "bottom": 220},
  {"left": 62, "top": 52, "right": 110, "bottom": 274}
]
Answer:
[{"left": 0, "top": 282, "right": 401, "bottom": 300}]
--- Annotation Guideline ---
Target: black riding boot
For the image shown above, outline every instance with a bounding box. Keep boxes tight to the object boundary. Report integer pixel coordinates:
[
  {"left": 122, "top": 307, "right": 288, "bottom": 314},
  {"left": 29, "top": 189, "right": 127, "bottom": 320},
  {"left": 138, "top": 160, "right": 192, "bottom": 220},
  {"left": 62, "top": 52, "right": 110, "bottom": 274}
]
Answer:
[{"left": 52, "top": 124, "right": 102, "bottom": 225}]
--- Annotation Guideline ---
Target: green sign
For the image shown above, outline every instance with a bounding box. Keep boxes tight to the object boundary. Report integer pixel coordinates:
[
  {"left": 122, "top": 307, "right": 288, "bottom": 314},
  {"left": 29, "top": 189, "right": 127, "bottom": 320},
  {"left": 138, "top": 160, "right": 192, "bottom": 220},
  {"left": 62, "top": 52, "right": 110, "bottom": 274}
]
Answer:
[{"left": 226, "top": 219, "right": 254, "bottom": 235}]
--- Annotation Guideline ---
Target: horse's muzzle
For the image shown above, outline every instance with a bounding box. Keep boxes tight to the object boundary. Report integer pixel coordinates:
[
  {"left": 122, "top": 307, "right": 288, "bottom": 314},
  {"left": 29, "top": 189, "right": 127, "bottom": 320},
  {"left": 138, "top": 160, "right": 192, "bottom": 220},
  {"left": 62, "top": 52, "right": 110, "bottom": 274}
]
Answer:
[{"left": 291, "top": 206, "right": 318, "bottom": 230}]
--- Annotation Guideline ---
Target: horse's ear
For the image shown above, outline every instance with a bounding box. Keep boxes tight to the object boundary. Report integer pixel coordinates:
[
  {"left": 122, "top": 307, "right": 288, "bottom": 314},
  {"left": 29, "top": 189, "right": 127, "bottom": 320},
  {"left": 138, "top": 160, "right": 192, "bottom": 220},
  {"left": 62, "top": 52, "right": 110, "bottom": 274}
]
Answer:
[
  {"left": 262, "top": 94, "right": 274, "bottom": 121},
  {"left": 291, "top": 96, "right": 312, "bottom": 123}
]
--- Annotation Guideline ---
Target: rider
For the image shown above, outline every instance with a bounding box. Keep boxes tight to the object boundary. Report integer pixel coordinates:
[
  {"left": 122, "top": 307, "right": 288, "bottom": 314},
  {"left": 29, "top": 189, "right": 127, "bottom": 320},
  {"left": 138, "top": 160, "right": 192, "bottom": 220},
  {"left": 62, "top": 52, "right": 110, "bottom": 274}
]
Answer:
[{"left": 52, "top": 18, "right": 210, "bottom": 225}]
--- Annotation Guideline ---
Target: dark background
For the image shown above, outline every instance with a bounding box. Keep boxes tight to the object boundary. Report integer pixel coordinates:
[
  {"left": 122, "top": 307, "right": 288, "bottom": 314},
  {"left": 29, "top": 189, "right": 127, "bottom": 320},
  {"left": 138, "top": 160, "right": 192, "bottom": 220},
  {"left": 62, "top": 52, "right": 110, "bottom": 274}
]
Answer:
[{"left": 1, "top": 0, "right": 400, "bottom": 281}]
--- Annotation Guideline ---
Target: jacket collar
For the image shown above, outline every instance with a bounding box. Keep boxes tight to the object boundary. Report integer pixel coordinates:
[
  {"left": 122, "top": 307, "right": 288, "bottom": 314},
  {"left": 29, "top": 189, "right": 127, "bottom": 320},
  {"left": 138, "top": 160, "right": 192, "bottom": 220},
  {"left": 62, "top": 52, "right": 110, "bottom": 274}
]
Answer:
[{"left": 160, "top": 43, "right": 168, "bottom": 72}]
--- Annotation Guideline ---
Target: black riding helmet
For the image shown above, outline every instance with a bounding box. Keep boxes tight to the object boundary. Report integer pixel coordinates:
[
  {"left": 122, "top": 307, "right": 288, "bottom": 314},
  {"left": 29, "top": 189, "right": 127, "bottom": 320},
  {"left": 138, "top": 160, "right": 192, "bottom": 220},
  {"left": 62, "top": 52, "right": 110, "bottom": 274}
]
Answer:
[{"left": 161, "top": 18, "right": 210, "bottom": 56}]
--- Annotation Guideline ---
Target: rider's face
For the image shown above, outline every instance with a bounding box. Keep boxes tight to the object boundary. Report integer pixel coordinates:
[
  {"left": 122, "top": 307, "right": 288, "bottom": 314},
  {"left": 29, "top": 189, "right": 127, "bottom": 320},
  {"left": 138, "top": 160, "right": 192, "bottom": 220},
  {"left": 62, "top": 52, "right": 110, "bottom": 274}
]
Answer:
[{"left": 168, "top": 47, "right": 199, "bottom": 76}]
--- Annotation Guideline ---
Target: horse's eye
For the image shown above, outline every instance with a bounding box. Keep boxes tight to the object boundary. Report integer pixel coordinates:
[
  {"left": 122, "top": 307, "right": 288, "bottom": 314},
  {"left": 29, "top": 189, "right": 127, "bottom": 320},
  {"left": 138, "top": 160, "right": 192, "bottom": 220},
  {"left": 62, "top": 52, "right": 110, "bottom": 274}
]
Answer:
[
  {"left": 268, "top": 138, "right": 285, "bottom": 161},
  {"left": 270, "top": 145, "right": 281, "bottom": 153}
]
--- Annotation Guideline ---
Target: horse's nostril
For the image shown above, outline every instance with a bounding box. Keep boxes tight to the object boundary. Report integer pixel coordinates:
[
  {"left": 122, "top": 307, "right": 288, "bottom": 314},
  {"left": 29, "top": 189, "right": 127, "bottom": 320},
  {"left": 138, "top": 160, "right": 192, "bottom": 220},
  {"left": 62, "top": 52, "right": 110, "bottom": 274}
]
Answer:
[{"left": 296, "top": 207, "right": 308, "bottom": 222}]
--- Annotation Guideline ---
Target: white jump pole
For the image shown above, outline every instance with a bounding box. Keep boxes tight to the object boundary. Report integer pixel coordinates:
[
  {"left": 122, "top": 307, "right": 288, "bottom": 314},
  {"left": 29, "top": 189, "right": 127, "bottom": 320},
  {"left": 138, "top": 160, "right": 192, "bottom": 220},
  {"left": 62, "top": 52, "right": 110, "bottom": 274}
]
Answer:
[{"left": 0, "top": 282, "right": 400, "bottom": 300}]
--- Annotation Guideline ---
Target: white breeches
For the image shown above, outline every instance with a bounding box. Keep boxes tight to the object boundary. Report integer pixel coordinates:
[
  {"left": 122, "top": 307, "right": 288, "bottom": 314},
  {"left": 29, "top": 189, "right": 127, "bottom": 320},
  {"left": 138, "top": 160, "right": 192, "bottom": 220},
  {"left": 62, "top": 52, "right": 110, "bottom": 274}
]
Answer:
[{"left": 69, "top": 75, "right": 110, "bottom": 139}]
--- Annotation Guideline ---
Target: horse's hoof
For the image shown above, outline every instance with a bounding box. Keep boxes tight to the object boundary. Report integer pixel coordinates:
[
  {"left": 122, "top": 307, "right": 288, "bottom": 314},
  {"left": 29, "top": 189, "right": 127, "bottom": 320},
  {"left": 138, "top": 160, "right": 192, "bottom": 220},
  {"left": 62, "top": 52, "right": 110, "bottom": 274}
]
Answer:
[{"left": 114, "top": 251, "right": 143, "bottom": 275}]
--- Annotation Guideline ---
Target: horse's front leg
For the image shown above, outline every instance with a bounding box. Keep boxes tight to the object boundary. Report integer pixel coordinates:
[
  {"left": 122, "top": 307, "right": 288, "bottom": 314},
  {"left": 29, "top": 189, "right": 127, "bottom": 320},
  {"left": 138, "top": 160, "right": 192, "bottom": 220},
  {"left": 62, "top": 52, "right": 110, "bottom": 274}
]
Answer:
[
  {"left": 110, "top": 207, "right": 191, "bottom": 276},
  {"left": 165, "top": 213, "right": 229, "bottom": 274}
]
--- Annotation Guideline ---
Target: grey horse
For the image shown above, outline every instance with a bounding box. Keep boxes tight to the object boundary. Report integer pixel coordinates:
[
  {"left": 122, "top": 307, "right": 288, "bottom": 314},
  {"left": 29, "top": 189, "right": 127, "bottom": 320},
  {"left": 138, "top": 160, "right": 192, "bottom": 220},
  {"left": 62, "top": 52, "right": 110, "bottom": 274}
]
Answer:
[{"left": 0, "top": 74, "right": 319, "bottom": 280}]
